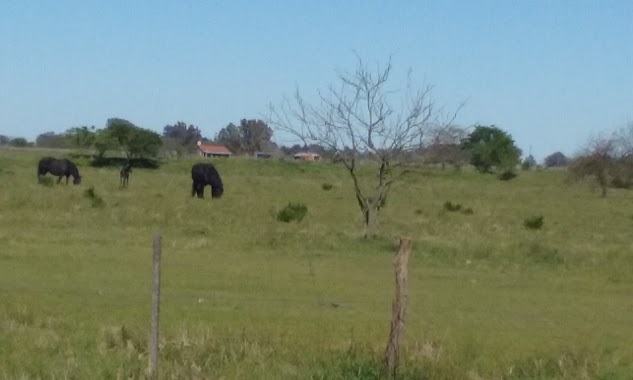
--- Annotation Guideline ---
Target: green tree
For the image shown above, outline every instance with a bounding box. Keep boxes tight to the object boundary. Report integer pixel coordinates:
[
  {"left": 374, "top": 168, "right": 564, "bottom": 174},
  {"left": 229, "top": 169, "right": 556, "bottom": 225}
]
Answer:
[
  {"left": 93, "top": 129, "right": 119, "bottom": 158},
  {"left": 162, "top": 121, "right": 204, "bottom": 156},
  {"left": 462, "top": 125, "right": 521, "bottom": 174},
  {"left": 9, "top": 137, "right": 30, "bottom": 147},
  {"left": 216, "top": 123, "right": 242, "bottom": 153},
  {"left": 66, "top": 126, "right": 97, "bottom": 149},
  {"left": 216, "top": 119, "right": 273, "bottom": 155},
  {"left": 105, "top": 118, "right": 162, "bottom": 158},
  {"left": 36, "top": 132, "right": 73, "bottom": 148}
]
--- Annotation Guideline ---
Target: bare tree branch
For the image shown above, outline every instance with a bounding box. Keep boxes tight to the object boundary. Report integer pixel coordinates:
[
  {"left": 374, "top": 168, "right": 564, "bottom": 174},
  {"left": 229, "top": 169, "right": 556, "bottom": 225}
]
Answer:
[{"left": 268, "top": 55, "right": 461, "bottom": 237}]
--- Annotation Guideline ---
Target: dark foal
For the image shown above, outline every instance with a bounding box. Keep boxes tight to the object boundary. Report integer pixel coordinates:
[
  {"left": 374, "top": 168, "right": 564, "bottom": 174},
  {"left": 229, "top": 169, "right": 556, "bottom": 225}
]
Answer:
[{"left": 120, "top": 163, "right": 132, "bottom": 187}]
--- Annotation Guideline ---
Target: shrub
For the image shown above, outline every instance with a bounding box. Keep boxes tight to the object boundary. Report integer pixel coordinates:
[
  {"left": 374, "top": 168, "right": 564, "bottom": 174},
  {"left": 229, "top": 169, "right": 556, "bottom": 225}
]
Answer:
[
  {"left": 276, "top": 202, "right": 308, "bottom": 223},
  {"left": 611, "top": 176, "right": 632, "bottom": 189},
  {"left": 443, "top": 201, "right": 462, "bottom": 212},
  {"left": 321, "top": 182, "right": 333, "bottom": 191},
  {"left": 498, "top": 171, "right": 517, "bottom": 181},
  {"left": 461, "top": 207, "right": 474, "bottom": 215},
  {"left": 84, "top": 186, "right": 105, "bottom": 208},
  {"left": 523, "top": 215, "right": 544, "bottom": 230}
]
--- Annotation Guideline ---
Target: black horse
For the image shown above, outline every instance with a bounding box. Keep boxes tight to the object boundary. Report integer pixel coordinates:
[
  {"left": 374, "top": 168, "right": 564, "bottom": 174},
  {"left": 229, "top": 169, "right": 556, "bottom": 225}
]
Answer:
[
  {"left": 191, "top": 163, "right": 223, "bottom": 198},
  {"left": 38, "top": 157, "right": 82, "bottom": 185},
  {"left": 120, "top": 163, "right": 132, "bottom": 187}
]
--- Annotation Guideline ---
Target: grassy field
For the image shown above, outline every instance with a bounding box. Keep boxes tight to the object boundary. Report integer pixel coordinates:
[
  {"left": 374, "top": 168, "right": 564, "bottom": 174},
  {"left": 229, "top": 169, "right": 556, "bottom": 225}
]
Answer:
[{"left": 1, "top": 148, "right": 633, "bottom": 379}]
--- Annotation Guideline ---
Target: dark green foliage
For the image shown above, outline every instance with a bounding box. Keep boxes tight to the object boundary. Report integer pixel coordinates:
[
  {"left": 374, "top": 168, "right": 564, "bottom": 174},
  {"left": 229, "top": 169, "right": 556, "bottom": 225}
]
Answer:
[
  {"left": 461, "top": 125, "right": 521, "bottom": 173},
  {"left": 611, "top": 176, "right": 632, "bottom": 189},
  {"left": 35, "top": 131, "right": 74, "bottom": 148},
  {"left": 66, "top": 126, "right": 97, "bottom": 149},
  {"left": 523, "top": 215, "right": 544, "bottom": 230},
  {"left": 414, "top": 209, "right": 423, "bottom": 215},
  {"left": 162, "top": 121, "right": 204, "bottom": 155},
  {"left": 276, "top": 202, "right": 308, "bottom": 223},
  {"left": 444, "top": 201, "right": 473, "bottom": 215},
  {"left": 8, "top": 137, "right": 30, "bottom": 147},
  {"left": 93, "top": 129, "right": 119, "bottom": 158},
  {"left": 498, "top": 170, "right": 518, "bottom": 181},
  {"left": 443, "top": 201, "right": 462, "bottom": 212},
  {"left": 216, "top": 119, "right": 273, "bottom": 155},
  {"left": 84, "top": 186, "right": 105, "bottom": 208},
  {"left": 461, "top": 207, "right": 474, "bottom": 215},
  {"left": 321, "top": 182, "right": 334, "bottom": 191},
  {"left": 105, "top": 118, "right": 162, "bottom": 159}
]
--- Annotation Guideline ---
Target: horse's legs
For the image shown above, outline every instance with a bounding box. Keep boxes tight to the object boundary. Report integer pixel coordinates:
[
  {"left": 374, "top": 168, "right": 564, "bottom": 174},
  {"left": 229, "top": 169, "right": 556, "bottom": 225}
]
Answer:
[
  {"left": 57, "top": 176, "right": 62, "bottom": 184},
  {"left": 191, "top": 182, "right": 197, "bottom": 197}
]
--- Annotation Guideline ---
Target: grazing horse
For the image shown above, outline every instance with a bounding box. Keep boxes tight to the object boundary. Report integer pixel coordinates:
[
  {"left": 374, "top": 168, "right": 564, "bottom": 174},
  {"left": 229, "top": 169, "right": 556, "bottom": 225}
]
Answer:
[
  {"left": 37, "top": 157, "right": 82, "bottom": 185},
  {"left": 191, "top": 163, "right": 223, "bottom": 198},
  {"left": 120, "top": 163, "right": 132, "bottom": 187}
]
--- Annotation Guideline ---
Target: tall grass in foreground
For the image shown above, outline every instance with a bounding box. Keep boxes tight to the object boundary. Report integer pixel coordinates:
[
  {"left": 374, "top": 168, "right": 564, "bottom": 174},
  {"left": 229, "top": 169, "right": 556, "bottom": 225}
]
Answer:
[{"left": 1, "top": 149, "right": 633, "bottom": 378}]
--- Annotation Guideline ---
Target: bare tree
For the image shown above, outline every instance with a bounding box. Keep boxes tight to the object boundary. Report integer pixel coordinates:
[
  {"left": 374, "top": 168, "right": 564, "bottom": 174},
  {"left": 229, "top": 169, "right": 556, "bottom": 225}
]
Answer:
[
  {"left": 268, "top": 55, "right": 460, "bottom": 237},
  {"left": 569, "top": 123, "right": 633, "bottom": 196},
  {"left": 568, "top": 136, "right": 617, "bottom": 197},
  {"left": 421, "top": 124, "right": 469, "bottom": 170}
]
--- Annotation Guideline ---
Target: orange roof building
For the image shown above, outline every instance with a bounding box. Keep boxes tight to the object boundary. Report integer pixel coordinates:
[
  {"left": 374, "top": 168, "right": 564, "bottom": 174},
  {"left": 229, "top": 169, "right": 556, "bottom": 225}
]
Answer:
[{"left": 197, "top": 141, "right": 232, "bottom": 157}]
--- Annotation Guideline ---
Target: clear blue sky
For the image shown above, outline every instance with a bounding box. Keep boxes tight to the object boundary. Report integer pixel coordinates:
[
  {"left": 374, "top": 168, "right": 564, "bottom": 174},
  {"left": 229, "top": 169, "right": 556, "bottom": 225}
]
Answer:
[{"left": 1, "top": 0, "right": 631, "bottom": 161}]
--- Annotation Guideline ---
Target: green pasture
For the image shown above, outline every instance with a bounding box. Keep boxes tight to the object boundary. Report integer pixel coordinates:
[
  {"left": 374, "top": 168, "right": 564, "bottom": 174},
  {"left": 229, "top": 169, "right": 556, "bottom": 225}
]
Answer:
[{"left": 1, "top": 148, "right": 632, "bottom": 379}]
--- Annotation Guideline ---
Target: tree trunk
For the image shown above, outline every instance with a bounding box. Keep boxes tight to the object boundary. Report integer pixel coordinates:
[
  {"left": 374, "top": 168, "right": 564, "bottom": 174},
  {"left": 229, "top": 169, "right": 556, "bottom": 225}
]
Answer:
[
  {"left": 364, "top": 205, "right": 379, "bottom": 238},
  {"left": 599, "top": 171, "right": 608, "bottom": 197}
]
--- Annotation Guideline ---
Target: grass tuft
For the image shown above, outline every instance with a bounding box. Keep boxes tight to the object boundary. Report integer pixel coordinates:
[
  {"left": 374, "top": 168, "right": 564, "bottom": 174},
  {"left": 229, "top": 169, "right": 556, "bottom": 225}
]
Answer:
[
  {"left": 84, "top": 186, "right": 105, "bottom": 208},
  {"left": 276, "top": 202, "right": 308, "bottom": 223},
  {"left": 443, "top": 201, "right": 462, "bottom": 212},
  {"left": 523, "top": 215, "right": 544, "bottom": 230}
]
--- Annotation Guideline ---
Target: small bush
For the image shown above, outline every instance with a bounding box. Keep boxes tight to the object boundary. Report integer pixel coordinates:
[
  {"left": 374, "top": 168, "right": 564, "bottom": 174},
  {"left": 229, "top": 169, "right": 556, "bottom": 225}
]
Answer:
[
  {"left": 84, "top": 186, "right": 105, "bottom": 208},
  {"left": 443, "top": 201, "right": 462, "bottom": 212},
  {"left": 321, "top": 183, "right": 333, "bottom": 191},
  {"left": 276, "top": 202, "right": 308, "bottom": 223},
  {"left": 498, "top": 171, "right": 517, "bottom": 181},
  {"left": 611, "top": 177, "right": 632, "bottom": 189},
  {"left": 461, "top": 207, "right": 474, "bottom": 215},
  {"left": 414, "top": 209, "right": 423, "bottom": 215},
  {"left": 524, "top": 215, "right": 544, "bottom": 230}
]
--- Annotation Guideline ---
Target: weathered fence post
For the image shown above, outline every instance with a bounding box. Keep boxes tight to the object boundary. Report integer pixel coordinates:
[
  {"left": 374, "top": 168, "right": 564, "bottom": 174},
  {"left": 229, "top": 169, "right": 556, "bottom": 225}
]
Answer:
[
  {"left": 383, "top": 237, "right": 412, "bottom": 379},
  {"left": 149, "top": 233, "right": 162, "bottom": 378}
]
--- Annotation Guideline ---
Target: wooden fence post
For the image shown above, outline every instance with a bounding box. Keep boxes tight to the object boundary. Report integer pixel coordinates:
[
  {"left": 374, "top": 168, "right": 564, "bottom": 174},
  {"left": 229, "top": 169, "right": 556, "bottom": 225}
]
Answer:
[
  {"left": 149, "top": 233, "right": 162, "bottom": 378},
  {"left": 383, "top": 237, "right": 412, "bottom": 379}
]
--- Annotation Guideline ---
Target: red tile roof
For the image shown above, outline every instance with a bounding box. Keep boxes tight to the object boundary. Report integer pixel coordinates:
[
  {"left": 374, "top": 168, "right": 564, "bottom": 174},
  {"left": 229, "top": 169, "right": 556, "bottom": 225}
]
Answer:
[{"left": 198, "top": 144, "right": 232, "bottom": 154}]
